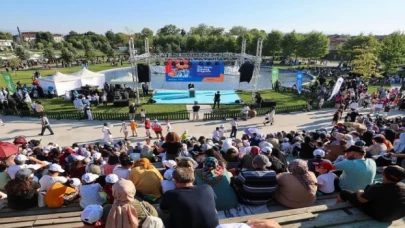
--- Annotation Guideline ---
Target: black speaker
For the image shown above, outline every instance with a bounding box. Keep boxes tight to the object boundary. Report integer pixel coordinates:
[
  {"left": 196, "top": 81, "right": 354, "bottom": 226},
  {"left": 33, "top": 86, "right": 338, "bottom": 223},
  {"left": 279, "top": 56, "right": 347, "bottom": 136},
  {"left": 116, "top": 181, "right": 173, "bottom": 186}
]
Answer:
[
  {"left": 239, "top": 63, "right": 254, "bottom": 83},
  {"left": 113, "top": 99, "right": 130, "bottom": 107},
  {"left": 262, "top": 99, "right": 277, "bottom": 108},
  {"left": 137, "top": 64, "right": 151, "bottom": 83},
  {"left": 149, "top": 98, "right": 156, "bottom": 104},
  {"left": 235, "top": 99, "right": 243, "bottom": 104}
]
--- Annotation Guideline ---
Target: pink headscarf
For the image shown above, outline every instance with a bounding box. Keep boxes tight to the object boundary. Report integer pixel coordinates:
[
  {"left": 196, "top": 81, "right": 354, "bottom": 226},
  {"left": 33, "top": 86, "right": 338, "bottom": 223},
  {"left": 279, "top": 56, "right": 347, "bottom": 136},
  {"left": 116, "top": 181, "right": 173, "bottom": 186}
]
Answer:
[{"left": 106, "top": 179, "right": 139, "bottom": 228}]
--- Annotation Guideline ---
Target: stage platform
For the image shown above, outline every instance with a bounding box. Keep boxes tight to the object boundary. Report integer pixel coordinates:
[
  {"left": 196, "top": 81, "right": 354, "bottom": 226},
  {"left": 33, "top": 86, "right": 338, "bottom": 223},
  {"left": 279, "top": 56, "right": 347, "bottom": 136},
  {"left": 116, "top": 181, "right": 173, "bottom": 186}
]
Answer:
[{"left": 151, "top": 90, "right": 241, "bottom": 104}]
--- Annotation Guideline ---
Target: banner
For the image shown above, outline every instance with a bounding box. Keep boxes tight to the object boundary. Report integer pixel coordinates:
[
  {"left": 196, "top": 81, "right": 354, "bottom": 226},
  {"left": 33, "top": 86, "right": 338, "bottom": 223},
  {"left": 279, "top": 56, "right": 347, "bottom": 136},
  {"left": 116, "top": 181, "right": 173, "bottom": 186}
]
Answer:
[
  {"left": 271, "top": 68, "right": 279, "bottom": 85},
  {"left": 328, "top": 77, "right": 344, "bottom": 101},
  {"left": 296, "top": 71, "right": 303, "bottom": 94},
  {"left": 165, "top": 60, "right": 225, "bottom": 82},
  {"left": 1, "top": 72, "right": 16, "bottom": 93}
]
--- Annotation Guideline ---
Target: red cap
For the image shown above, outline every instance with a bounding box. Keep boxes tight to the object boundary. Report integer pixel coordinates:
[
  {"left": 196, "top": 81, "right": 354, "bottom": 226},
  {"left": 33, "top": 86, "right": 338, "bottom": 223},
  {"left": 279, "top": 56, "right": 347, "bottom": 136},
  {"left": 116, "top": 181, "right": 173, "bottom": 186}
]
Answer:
[
  {"left": 319, "top": 162, "right": 334, "bottom": 171},
  {"left": 65, "top": 147, "right": 74, "bottom": 154}
]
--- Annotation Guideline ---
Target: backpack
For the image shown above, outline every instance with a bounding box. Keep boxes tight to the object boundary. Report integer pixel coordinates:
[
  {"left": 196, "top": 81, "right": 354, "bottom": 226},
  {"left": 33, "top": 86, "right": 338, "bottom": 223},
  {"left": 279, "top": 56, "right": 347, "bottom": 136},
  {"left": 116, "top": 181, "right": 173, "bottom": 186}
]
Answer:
[{"left": 140, "top": 202, "right": 164, "bottom": 228}]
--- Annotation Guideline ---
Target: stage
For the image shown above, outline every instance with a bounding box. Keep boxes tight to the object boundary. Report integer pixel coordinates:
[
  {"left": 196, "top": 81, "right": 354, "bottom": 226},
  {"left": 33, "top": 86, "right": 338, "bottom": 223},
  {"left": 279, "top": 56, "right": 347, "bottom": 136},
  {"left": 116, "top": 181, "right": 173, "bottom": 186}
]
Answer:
[{"left": 151, "top": 90, "right": 241, "bottom": 104}]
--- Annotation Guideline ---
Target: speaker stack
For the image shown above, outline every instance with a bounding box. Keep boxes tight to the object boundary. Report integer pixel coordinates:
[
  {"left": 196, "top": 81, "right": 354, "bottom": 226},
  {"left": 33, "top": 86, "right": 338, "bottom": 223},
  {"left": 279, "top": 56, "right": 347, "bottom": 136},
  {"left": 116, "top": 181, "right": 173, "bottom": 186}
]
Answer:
[
  {"left": 137, "top": 64, "right": 151, "bottom": 83},
  {"left": 238, "top": 63, "right": 255, "bottom": 83}
]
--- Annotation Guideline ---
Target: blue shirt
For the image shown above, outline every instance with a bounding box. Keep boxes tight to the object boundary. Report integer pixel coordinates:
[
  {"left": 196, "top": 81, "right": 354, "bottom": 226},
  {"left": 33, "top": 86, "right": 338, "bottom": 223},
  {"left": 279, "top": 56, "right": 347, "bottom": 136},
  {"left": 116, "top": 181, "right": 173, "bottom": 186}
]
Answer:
[{"left": 334, "top": 158, "right": 376, "bottom": 191}]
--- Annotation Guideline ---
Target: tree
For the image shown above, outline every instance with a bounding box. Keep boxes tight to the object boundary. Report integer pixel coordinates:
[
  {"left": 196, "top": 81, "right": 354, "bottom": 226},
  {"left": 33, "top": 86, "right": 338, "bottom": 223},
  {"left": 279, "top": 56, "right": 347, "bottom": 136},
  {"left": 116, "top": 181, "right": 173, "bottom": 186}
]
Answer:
[
  {"left": 338, "top": 34, "right": 378, "bottom": 62},
  {"left": 140, "top": 28, "right": 154, "bottom": 39},
  {"left": 105, "top": 30, "right": 116, "bottom": 44},
  {"left": 8, "top": 58, "right": 20, "bottom": 68},
  {"left": 61, "top": 47, "right": 75, "bottom": 66},
  {"left": 43, "top": 47, "right": 55, "bottom": 61},
  {"left": 164, "top": 43, "right": 172, "bottom": 53},
  {"left": 379, "top": 32, "right": 405, "bottom": 73},
  {"left": 157, "top": 24, "right": 180, "bottom": 36},
  {"left": 186, "top": 35, "right": 200, "bottom": 51},
  {"left": 85, "top": 47, "right": 96, "bottom": 61},
  {"left": 229, "top": 26, "right": 248, "bottom": 36},
  {"left": 14, "top": 45, "right": 30, "bottom": 61},
  {"left": 0, "top": 31, "right": 13, "bottom": 40},
  {"left": 36, "top": 42, "right": 44, "bottom": 50},
  {"left": 352, "top": 46, "right": 378, "bottom": 78},
  {"left": 281, "top": 30, "right": 302, "bottom": 58},
  {"left": 264, "top": 30, "right": 284, "bottom": 58},
  {"left": 298, "top": 31, "right": 329, "bottom": 60},
  {"left": 180, "top": 29, "right": 186, "bottom": 36},
  {"left": 35, "top": 31, "right": 54, "bottom": 44}
]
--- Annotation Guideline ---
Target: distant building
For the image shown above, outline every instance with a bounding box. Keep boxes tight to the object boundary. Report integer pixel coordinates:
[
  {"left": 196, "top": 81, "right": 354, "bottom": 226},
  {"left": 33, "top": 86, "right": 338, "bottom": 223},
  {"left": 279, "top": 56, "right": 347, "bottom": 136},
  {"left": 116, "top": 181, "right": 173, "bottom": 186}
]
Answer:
[
  {"left": 13, "top": 32, "right": 37, "bottom": 42},
  {"left": 328, "top": 35, "right": 349, "bottom": 51},
  {"left": 0, "top": 40, "right": 13, "bottom": 51},
  {"left": 53, "top": 33, "right": 64, "bottom": 43}
]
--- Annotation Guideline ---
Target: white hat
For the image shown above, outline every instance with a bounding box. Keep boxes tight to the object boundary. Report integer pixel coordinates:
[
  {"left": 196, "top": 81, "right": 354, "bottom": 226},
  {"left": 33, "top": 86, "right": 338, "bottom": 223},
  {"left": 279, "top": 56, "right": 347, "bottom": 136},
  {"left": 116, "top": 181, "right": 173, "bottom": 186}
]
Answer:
[
  {"left": 163, "top": 160, "right": 177, "bottom": 169},
  {"left": 92, "top": 152, "right": 102, "bottom": 160},
  {"left": 220, "top": 124, "right": 225, "bottom": 128},
  {"left": 82, "top": 173, "right": 99, "bottom": 183},
  {"left": 283, "top": 138, "right": 289, "bottom": 142},
  {"left": 261, "top": 147, "right": 272, "bottom": 154},
  {"left": 43, "top": 146, "right": 53, "bottom": 154},
  {"left": 313, "top": 149, "right": 325, "bottom": 157},
  {"left": 15, "top": 154, "right": 28, "bottom": 162},
  {"left": 81, "top": 205, "right": 103, "bottom": 224},
  {"left": 105, "top": 174, "right": 119, "bottom": 184},
  {"left": 164, "top": 169, "right": 174, "bottom": 181},
  {"left": 75, "top": 155, "right": 85, "bottom": 161},
  {"left": 184, "top": 130, "right": 188, "bottom": 133},
  {"left": 294, "top": 136, "right": 302, "bottom": 141},
  {"left": 48, "top": 164, "right": 65, "bottom": 173},
  {"left": 69, "top": 178, "right": 81, "bottom": 188}
]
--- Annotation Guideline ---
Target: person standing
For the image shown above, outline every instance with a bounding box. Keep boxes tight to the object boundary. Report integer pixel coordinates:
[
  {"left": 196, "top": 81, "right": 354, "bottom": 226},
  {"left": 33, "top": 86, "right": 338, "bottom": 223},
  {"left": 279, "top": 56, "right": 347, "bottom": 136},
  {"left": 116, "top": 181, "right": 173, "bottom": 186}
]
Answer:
[
  {"left": 120, "top": 122, "right": 129, "bottom": 140},
  {"left": 192, "top": 101, "right": 200, "bottom": 121},
  {"left": 213, "top": 91, "right": 221, "bottom": 108},
  {"left": 35, "top": 101, "right": 44, "bottom": 117},
  {"left": 102, "top": 123, "right": 114, "bottom": 143},
  {"left": 128, "top": 103, "right": 136, "bottom": 120},
  {"left": 230, "top": 117, "right": 238, "bottom": 138},
  {"left": 39, "top": 114, "right": 54, "bottom": 136}
]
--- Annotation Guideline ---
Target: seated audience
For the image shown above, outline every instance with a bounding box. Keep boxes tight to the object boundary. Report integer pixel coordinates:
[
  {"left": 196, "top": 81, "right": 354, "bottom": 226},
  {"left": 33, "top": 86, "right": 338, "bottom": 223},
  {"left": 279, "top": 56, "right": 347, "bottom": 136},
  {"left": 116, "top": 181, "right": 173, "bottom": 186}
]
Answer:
[
  {"left": 7, "top": 154, "right": 47, "bottom": 179},
  {"left": 260, "top": 147, "right": 287, "bottom": 174},
  {"left": 104, "top": 174, "right": 119, "bottom": 204},
  {"left": 45, "top": 178, "right": 81, "bottom": 208},
  {"left": 0, "top": 162, "right": 10, "bottom": 191},
  {"left": 307, "top": 149, "right": 331, "bottom": 175},
  {"left": 161, "top": 168, "right": 176, "bottom": 194},
  {"left": 79, "top": 173, "right": 105, "bottom": 208},
  {"left": 130, "top": 158, "right": 163, "bottom": 202},
  {"left": 5, "top": 168, "right": 40, "bottom": 210},
  {"left": 316, "top": 162, "right": 337, "bottom": 196},
  {"left": 81, "top": 205, "right": 104, "bottom": 227},
  {"left": 39, "top": 164, "right": 68, "bottom": 192}
]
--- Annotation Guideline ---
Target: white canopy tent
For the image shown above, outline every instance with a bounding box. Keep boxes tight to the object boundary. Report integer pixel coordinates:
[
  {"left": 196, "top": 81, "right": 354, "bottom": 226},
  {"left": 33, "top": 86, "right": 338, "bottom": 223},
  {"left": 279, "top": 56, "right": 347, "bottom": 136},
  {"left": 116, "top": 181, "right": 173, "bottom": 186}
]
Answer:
[
  {"left": 70, "top": 68, "right": 105, "bottom": 88},
  {"left": 38, "top": 72, "right": 81, "bottom": 96},
  {"left": 109, "top": 72, "right": 135, "bottom": 86}
]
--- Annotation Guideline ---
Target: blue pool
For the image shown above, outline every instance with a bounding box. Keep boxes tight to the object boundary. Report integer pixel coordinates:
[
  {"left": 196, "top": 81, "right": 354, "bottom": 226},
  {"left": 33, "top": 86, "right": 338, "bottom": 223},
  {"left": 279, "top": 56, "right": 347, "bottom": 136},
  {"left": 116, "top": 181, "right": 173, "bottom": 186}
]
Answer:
[{"left": 152, "top": 90, "right": 240, "bottom": 104}]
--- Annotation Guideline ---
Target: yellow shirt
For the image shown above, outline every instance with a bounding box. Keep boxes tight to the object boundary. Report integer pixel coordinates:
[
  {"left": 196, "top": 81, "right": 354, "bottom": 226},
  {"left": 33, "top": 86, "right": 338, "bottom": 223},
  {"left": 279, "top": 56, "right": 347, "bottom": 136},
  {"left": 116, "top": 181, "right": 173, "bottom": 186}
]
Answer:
[
  {"left": 130, "top": 122, "right": 138, "bottom": 130},
  {"left": 130, "top": 167, "right": 163, "bottom": 198},
  {"left": 44, "top": 182, "right": 77, "bottom": 208}
]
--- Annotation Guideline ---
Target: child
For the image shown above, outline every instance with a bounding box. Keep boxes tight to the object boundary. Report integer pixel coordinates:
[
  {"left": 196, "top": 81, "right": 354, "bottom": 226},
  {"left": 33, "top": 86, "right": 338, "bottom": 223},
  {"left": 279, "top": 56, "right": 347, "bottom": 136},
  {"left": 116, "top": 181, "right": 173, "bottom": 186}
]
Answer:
[
  {"left": 144, "top": 118, "right": 151, "bottom": 139},
  {"left": 165, "top": 119, "right": 172, "bottom": 133},
  {"left": 79, "top": 173, "right": 105, "bottom": 209},
  {"left": 212, "top": 127, "right": 220, "bottom": 142},
  {"left": 140, "top": 109, "right": 146, "bottom": 123},
  {"left": 181, "top": 130, "right": 189, "bottom": 142},
  {"left": 130, "top": 120, "right": 138, "bottom": 137},
  {"left": 80, "top": 205, "right": 104, "bottom": 227},
  {"left": 218, "top": 124, "right": 227, "bottom": 139},
  {"left": 161, "top": 168, "right": 176, "bottom": 193},
  {"left": 104, "top": 174, "right": 119, "bottom": 204},
  {"left": 315, "top": 162, "right": 337, "bottom": 196}
]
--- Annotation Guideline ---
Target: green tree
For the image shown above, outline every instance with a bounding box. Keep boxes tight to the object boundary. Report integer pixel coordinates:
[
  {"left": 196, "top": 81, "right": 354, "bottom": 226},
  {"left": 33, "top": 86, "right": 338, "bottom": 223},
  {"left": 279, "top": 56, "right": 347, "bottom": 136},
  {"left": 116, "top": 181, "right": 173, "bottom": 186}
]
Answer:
[
  {"left": 338, "top": 34, "right": 378, "bottom": 62},
  {"left": 157, "top": 24, "right": 180, "bottom": 36},
  {"left": 298, "top": 31, "right": 329, "bottom": 60},
  {"left": 85, "top": 47, "right": 96, "bottom": 61},
  {"left": 36, "top": 42, "right": 44, "bottom": 50},
  {"left": 35, "top": 31, "right": 54, "bottom": 44},
  {"left": 186, "top": 35, "right": 200, "bottom": 51},
  {"left": 281, "top": 30, "right": 302, "bottom": 59},
  {"left": 14, "top": 45, "right": 30, "bottom": 60},
  {"left": 164, "top": 43, "right": 172, "bottom": 53},
  {"left": 352, "top": 46, "right": 378, "bottom": 78},
  {"left": 264, "top": 30, "right": 284, "bottom": 58},
  {"left": 229, "top": 26, "right": 248, "bottom": 36},
  {"left": 105, "top": 30, "right": 116, "bottom": 44},
  {"left": 0, "top": 31, "right": 13, "bottom": 40},
  {"left": 61, "top": 47, "right": 75, "bottom": 66},
  {"left": 379, "top": 32, "right": 405, "bottom": 74},
  {"left": 140, "top": 28, "right": 154, "bottom": 39},
  {"left": 8, "top": 58, "right": 20, "bottom": 68},
  {"left": 43, "top": 47, "right": 55, "bottom": 61}
]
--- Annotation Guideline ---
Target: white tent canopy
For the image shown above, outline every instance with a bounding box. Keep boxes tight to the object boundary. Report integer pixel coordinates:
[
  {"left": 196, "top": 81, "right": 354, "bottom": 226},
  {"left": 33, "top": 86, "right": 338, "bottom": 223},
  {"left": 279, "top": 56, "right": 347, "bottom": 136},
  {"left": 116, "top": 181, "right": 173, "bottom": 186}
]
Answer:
[
  {"left": 38, "top": 72, "right": 81, "bottom": 96},
  {"left": 70, "top": 68, "right": 105, "bottom": 88},
  {"left": 109, "top": 72, "right": 135, "bottom": 85}
]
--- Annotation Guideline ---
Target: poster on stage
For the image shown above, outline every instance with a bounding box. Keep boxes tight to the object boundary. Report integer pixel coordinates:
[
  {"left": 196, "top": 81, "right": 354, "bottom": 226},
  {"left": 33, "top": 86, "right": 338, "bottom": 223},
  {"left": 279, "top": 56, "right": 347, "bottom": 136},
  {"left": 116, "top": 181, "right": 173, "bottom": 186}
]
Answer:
[
  {"left": 271, "top": 68, "right": 279, "bottom": 85},
  {"left": 296, "top": 71, "right": 303, "bottom": 94},
  {"left": 165, "top": 60, "right": 225, "bottom": 82},
  {"left": 328, "top": 77, "right": 344, "bottom": 101}
]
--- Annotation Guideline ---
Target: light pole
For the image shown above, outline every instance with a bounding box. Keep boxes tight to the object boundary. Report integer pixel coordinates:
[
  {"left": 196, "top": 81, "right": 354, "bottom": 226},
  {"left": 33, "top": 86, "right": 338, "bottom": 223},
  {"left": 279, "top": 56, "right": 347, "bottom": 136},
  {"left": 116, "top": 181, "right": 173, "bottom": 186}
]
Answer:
[{"left": 128, "top": 38, "right": 140, "bottom": 106}]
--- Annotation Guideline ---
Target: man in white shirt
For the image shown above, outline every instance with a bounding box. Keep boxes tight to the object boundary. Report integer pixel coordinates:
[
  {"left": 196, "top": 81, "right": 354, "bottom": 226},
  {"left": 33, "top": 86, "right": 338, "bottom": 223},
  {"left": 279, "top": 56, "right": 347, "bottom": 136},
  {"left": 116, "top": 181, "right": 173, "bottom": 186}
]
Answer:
[
  {"left": 39, "top": 114, "right": 54, "bottom": 135},
  {"left": 230, "top": 117, "right": 238, "bottom": 138},
  {"left": 7, "top": 154, "right": 47, "bottom": 179},
  {"left": 39, "top": 164, "right": 68, "bottom": 192}
]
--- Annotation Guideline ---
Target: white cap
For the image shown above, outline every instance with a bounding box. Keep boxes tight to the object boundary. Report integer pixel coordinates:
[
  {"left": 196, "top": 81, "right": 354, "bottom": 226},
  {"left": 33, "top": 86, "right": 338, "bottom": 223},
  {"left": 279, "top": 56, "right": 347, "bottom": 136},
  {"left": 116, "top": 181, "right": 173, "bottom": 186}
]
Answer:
[
  {"left": 75, "top": 155, "right": 85, "bottom": 161},
  {"left": 164, "top": 169, "right": 174, "bottom": 181},
  {"left": 294, "top": 136, "right": 302, "bottom": 141},
  {"left": 163, "top": 160, "right": 177, "bottom": 169},
  {"left": 92, "top": 152, "right": 102, "bottom": 160},
  {"left": 48, "top": 164, "right": 65, "bottom": 173},
  {"left": 69, "top": 178, "right": 81, "bottom": 188},
  {"left": 82, "top": 173, "right": 99, "bottom": 183},
  {"left": 81, "top": 205, "right": 103, "bottom": 224},
  {"left": 220, "top": 124, "right": 225, "bottom": 128},
  {"left": 261, "top": 147, "right": 272, "bottom": 154},
  {"left": 15, "top": 154, "right": 28, "bottom": 162},
  {"left": 313, "top": 149, "right": 325, "bottom": 157},
  {"left": 184, "top": 130, "right": 188, "bottom": 133},
  {"left": 105, "top": 174, "right": 119, "bottom": 184},
  {"left": 283, "top": 138, "right": 289, "bottom": 142}
]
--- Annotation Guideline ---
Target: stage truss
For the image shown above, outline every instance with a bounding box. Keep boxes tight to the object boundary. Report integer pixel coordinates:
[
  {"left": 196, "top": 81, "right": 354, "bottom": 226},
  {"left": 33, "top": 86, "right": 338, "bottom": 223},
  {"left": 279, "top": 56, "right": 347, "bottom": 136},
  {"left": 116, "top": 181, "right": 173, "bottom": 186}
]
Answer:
[{"left": 129, "top": 38, "right": 263, "bottom": 104}]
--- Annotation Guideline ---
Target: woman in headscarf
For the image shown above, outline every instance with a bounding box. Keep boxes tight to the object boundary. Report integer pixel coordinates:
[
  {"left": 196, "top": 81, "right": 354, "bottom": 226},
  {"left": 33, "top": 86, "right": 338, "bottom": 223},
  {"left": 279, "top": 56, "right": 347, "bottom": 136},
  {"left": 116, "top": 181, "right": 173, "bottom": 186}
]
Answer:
[
  {"left": 105, "top": 179, "right": 158, "bottom": 228},
  {"left": 129, "top": 158, "right": 163, "bottom": 202},
  {"left": 275, "top": 159, "right": 317, "bottom": 208},
  {"left": 194, "top": 157, "right": 238, "bottom": 211}
]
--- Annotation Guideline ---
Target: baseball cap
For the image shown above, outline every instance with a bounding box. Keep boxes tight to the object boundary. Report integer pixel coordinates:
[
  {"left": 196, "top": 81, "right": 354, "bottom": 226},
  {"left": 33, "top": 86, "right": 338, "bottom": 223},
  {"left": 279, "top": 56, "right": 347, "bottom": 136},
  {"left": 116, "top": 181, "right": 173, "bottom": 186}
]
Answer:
[
  {"left": 355, "top": 140, "right": 366, "bottom": 147},
  {"left": 92, "top": 152, "right": 102, "bottom": 160},
  {"left": 74, "top": 155, "right": 85, "bottom": 161},
  {"left": 81, "top": 205, "right": 103, "bottom": 224},
  {"left": 294, "top": 136, "right": 302, "bottom": 141},
  {"left": 261, "top": 147, "right": 272, "bottom": 154},
  {"left": 82, "top": 173, "right": 99, "bottom": 183},
  {"left": 69, "top": 178, "right": 81, "bottom": 188},
  {"left": 163, "top": 160, "right": 177, "bottom": 169},
  {"left": 105, "top": 174, "right": 119, "bottom": 184},
  {"left": 15, "top": 154, "right": 29, "bottom": 162},
  {"left": 344, "top": 145, "right": 365, "bottom": 154},
  {"left": 383, "top": 165, "right": 405, "bottom": 182},
  {"left": 48, "top": 164, "right": 65, "bottom": 173},
  {"left": 313, "top": 149, "right": 325, "bottom": 157},
  {"left": 64, "top": 147, "right": 74, "bottom": 154},
  {"left": 253, "top": 154, "right": 272, "bottom": 167},
  {"left": 283, "top": 138, "right": 289, "bottom": 142},
  {"left": 318, "top": 162, "right": 334, "bottom": 171},
  {"left": 16, "top": 168, "right": 34, "bottom": 180}
]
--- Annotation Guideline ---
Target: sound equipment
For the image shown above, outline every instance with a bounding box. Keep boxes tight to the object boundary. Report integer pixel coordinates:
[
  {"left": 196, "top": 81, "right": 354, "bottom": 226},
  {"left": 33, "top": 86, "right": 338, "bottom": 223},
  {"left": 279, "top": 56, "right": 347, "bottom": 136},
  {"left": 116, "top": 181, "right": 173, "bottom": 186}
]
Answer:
[
  {"left": 239, "top": 63, "right": 254, "bottom": 83},
  {"left": 137, "top": 64, "right": 151, "bottom": 83},
  {"left": 235, "top": 99, "right": 243, "bottom": 104},
  {"left": 113, "top": 99, "right": 130, "bottom": 107},
  {"left": 149, "top": 98, "right": 157, "bottom": 104},
  {"left": 261, "top": 99, "right": 277, "bottom": 108}
]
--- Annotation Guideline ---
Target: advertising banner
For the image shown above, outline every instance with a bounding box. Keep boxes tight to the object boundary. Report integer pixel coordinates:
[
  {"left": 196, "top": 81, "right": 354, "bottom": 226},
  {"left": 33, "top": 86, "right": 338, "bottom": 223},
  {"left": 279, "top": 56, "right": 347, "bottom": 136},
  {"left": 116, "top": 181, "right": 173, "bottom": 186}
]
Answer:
[
  {"left": 165, "top": 60, "right": 225, "bottom": 82},
  {"left": 296, "top": 71, "right": 303, "bottom": 94},
  {"left": 1, "top": 72, "right": 16, "bottom": 93},
  {"left": 328, "top": 77, "right": 344, "bottom": 101},
  {"left": 271, "top": 67, "right": 279, "bottom": 85}
]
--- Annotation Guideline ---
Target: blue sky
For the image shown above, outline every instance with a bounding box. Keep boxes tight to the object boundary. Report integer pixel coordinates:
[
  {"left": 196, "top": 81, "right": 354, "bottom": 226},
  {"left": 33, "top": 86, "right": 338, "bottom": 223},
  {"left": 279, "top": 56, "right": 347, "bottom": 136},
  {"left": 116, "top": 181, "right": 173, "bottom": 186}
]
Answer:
[{"left": 1, "top": 0, "right": 404, "bottom": 35}]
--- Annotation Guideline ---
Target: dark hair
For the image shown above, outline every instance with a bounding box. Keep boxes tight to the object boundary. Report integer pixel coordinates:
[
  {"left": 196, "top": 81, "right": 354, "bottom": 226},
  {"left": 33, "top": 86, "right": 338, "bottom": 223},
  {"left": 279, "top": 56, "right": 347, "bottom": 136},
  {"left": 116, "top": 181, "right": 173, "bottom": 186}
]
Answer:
[
  {"left": 5, "top": 177, "right": 35, "bottom": 196},
  {"left": 374, "top": 137, "right": 385, "bottom": 144},
  {"left": 119, "top": 154, "right": 133, "bottom": 167},
  {"left": 108, "top": 155, "right": 120, "bottom": 165},
  {"left": 0, "top": 162, "right": 6, "bottom": 172},
  {"left": 165, "top": 132, "right": 181, "bottom": 143},
  {"left": 205, "top": 149, "right": 227, "bottom": 167}
]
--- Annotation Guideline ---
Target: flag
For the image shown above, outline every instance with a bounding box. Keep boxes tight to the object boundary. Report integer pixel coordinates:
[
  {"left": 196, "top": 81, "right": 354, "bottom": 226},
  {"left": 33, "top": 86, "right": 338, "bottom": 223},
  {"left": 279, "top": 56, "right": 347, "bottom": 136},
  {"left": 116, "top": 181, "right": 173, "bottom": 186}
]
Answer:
[
  {"left": 296, "top": 71, "right": 303, "bottom": 94},
  {"left": 271, "top": 67, "right": 279, "bottom": 85},
  {"left": 1, "top": 72, "right": 16, "bottom": 93},
  {"left": 328, "top": 77, "right": 344, "bottom": 101}
]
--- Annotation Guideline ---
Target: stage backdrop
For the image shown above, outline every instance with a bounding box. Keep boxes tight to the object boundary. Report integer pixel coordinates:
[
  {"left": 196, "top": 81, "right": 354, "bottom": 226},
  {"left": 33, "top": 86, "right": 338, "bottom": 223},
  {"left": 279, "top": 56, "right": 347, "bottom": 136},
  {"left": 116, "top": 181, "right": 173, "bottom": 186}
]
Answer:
[{"left": 165, "top": 60, "right": 225, "bottom": 82}]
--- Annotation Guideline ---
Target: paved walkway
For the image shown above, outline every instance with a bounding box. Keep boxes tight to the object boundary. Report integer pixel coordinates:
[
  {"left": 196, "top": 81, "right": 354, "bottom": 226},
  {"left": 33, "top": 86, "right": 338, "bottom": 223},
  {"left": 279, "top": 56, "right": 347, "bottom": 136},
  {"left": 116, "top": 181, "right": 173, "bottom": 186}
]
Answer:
[{"left": 0, "top": 108, "right": 403, "bottom": 146}]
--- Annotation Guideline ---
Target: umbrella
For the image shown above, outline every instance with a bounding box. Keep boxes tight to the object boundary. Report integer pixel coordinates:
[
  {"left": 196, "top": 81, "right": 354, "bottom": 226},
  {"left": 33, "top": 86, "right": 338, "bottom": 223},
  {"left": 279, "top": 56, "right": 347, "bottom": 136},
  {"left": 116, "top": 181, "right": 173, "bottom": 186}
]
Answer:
[{"left": 0, "top": 142, "right": 19, "bottom": 158}]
